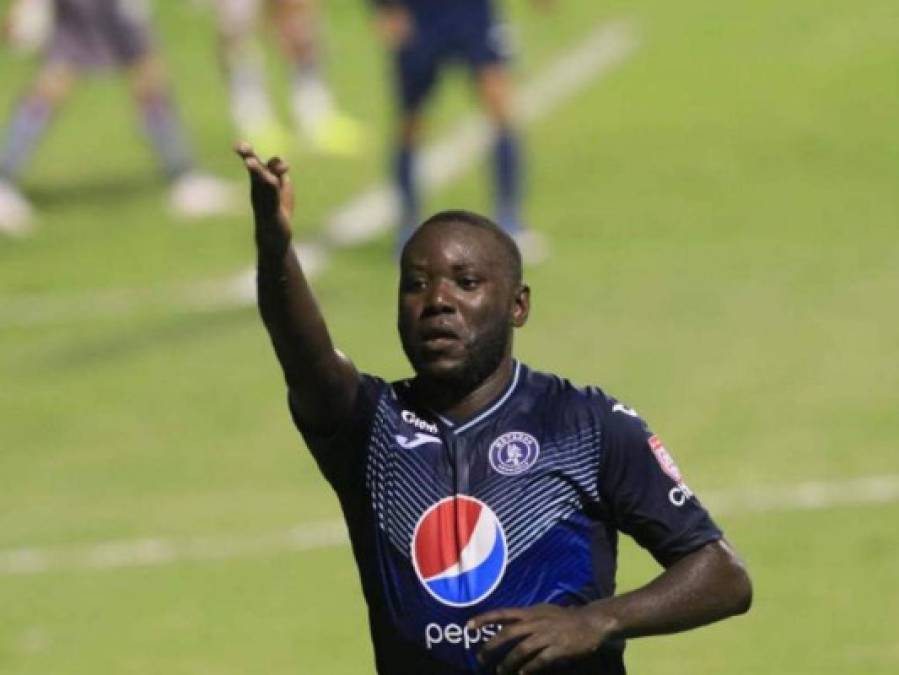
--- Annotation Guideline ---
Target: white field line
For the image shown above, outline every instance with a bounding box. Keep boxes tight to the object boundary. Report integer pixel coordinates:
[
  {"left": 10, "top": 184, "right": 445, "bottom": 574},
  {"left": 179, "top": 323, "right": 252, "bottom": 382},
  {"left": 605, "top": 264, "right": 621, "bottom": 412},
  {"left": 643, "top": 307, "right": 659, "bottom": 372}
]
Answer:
[
  {"left": 2, "top": 474, "right": 897, "bottom": 576},
  {"left": 0, "top": 20, "right": 639, "bottom": 327}
]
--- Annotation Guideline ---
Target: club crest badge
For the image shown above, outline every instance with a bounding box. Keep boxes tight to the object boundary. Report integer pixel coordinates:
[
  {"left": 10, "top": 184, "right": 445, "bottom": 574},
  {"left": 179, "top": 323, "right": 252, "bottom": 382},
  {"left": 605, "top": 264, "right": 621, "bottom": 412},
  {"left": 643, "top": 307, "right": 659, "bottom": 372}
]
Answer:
[{"left": 488, "top": 431, "right": 540, "bottom": 476}]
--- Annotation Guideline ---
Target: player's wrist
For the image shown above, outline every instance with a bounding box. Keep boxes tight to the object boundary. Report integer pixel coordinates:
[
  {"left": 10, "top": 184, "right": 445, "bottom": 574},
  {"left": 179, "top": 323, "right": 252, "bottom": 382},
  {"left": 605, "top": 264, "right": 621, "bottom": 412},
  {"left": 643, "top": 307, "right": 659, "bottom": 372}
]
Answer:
[
  {"left": 580, "top": 600, "right": 624, "bottom": 644},
  {"left": 255, "top": 224, "right": 292, "bottom": 260}
]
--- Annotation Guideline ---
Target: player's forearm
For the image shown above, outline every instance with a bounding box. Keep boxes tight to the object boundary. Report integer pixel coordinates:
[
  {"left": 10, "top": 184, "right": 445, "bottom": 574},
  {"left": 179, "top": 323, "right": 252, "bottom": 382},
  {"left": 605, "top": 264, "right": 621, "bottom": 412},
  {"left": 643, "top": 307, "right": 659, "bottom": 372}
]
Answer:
[
  {"left": 585, "top": 539, "right": 752, "bottom": 642},
  {"left": 237, "top": 142, "right": 359, "bottom": 432},
  {"left": 257, "top": 245, "right": 357, "bottom": 428},
  {"left": 257, "top": 245, "right": 333, "bottom": 373}
]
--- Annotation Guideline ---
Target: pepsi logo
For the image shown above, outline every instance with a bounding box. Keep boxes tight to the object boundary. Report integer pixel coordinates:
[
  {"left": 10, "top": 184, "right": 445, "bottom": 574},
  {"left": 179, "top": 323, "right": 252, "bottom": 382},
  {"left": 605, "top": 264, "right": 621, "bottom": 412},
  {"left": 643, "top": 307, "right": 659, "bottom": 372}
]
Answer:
[{"left": 411, "top": 496, "right": 507, "bottom": 607}]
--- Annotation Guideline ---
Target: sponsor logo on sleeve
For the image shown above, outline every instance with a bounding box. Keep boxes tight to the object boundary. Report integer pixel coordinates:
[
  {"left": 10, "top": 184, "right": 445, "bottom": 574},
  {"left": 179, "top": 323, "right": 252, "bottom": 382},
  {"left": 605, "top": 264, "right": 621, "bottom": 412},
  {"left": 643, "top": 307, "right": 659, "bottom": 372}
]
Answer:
[
  {"left": 648, "top": 435, "right": 682, "bottom": 483},
  {"left": 488, "top": 431, "right": 540, "bottom": 476},
  {"left": 648, "top": 435, "right": 695, "bottom": 507}
]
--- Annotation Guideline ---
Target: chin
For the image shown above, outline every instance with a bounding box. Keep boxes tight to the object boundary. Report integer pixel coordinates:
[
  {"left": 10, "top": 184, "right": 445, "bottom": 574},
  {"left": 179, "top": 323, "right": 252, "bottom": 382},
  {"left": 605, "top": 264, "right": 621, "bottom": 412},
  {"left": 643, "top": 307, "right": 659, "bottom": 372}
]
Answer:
[{"left": 414, "top": 355, "right": 467, "bottom": 381}]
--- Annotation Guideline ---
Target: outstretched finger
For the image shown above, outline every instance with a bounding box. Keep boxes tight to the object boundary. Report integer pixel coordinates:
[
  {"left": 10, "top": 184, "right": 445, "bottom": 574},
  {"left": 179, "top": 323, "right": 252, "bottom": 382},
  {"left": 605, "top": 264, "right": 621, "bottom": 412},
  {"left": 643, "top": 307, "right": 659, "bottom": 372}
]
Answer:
[
  {"left": 234, "top": 141, "right": 264, "bottom": 173},
  {"left": 234, "top": 140, "right": 255, "bottom": 159},
  {"left": 267, "top": 156, "right": 295, "bottom": 217},
  {"left": 234, "top": 142, "right": 277, "bottom": 185}
]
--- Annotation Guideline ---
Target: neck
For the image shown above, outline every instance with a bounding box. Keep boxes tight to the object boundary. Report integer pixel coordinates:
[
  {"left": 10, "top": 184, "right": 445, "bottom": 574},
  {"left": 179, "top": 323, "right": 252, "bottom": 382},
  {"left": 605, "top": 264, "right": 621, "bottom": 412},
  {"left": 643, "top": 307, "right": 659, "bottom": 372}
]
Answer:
[{"left": 417, "top": 357, "right": 516, "bottom": 422}]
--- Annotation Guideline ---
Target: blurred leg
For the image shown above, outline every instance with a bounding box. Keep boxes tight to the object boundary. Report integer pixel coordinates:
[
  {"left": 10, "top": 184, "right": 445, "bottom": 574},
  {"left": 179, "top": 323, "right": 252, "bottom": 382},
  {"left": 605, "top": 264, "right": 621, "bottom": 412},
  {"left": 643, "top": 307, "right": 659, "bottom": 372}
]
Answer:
[
  {"left": 395, "top": 112, "right": 425, "bottom": 248},
  {"left": 0, "top": 61, "right": 76, "bottom": 234},
  {"left": 0, "top": 62, "right": 77, "bottom": 181},
  {"left": 392, "top": 26, "right": 440, "bottom": 251},
  {"left": 476, "top": 64, "right": 523, "bottom": 236},
  {"left": 274, "top": 0, "right": 362, "bottom": 154},
  {"left": 216, "top": 0, "right": 282, "bottom": 146},
  {"left": 127, "top": 54, "right": 194, "bottom": 180},
  {"left": 128, "top": 54, "right": 235, "bottom": 218},
  {"left": 275, "top": 0, "right": 330, "bottom": 126}
]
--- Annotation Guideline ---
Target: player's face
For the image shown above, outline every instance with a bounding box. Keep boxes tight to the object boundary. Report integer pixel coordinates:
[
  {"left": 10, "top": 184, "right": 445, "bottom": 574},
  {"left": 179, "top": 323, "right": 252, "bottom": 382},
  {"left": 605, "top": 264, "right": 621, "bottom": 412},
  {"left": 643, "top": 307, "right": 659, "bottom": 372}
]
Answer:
[{"left": 398, "top": 222, "right": 529, "bottom": 390}]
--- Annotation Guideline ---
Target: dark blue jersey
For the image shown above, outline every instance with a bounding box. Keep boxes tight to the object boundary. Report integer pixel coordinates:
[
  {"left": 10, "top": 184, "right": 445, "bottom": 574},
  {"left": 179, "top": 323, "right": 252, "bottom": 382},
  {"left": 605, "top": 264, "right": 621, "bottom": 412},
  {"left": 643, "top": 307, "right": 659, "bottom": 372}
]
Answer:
[{"left": 291, "top": 361, "right": 722, "bottom": 674}]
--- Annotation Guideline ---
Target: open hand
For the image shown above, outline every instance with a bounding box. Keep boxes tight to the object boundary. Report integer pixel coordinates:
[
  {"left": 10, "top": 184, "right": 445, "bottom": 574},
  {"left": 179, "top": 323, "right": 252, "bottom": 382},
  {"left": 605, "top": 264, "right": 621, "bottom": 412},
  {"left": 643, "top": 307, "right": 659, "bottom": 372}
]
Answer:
[
  {"left": 469, "top": 604, "right": 613, "bottom": 674},
  {"left": 234, "top": 141, "right": 294, "bottom": 256}
]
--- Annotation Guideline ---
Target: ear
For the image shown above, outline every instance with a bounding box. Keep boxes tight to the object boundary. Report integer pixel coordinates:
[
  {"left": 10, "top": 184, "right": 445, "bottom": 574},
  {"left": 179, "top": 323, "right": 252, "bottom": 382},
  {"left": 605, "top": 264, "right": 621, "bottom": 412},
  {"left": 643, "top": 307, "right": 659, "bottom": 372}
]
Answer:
[{"left": 511, "top": 284, "right": 530, "bottom": 328}]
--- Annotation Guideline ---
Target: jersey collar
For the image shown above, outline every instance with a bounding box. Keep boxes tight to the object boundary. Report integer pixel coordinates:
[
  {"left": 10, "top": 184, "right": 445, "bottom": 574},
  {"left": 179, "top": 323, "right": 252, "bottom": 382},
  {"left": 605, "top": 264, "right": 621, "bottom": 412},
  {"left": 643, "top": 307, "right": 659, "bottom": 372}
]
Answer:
[{"left": 434, "top": 360, "right": 523, "bottom": 435}]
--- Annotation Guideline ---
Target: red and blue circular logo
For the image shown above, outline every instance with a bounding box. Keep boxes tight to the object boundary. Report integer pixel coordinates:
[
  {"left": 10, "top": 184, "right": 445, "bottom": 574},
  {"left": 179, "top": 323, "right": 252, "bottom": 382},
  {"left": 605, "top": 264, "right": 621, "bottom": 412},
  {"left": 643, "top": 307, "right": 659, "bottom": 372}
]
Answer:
[{"left": 411, "top": 496, "right": 508, "bottom": 607}]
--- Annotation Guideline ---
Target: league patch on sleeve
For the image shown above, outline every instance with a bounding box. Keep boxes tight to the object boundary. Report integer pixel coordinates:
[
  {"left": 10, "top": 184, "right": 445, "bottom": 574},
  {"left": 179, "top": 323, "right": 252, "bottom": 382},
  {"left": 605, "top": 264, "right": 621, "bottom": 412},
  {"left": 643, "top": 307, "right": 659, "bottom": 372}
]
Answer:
[
  {"left": 648, "top": 435, "right": 695, "bottom": 507},
  {"left": 648, "top": 435, "right": 683, "bottom": 483}
]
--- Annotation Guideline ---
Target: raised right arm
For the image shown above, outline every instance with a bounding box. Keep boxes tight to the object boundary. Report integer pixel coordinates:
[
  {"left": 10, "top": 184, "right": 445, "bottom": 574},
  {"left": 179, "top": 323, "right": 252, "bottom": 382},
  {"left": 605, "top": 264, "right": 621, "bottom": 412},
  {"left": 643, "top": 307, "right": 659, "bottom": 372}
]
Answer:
[{"left": 236, "top": 143, "right": 360, "bottom": 436}]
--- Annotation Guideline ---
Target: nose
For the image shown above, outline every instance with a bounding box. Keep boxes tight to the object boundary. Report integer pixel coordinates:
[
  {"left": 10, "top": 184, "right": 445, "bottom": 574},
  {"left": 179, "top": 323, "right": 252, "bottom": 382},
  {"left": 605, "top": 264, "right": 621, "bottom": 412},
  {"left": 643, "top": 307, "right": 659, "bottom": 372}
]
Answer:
[{"left": 422, "top": 278, "right": 455, "bottom": 317}]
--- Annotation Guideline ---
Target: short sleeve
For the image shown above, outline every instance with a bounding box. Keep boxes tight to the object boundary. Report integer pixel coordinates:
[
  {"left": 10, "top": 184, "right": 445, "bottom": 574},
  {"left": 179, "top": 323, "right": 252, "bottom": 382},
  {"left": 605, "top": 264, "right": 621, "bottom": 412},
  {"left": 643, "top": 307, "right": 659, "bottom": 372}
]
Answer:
[
  {"left": 289, "top": 374, "right": 386, "bottom": 491},
  {"left": 597, "top": 397, "right": 722, "bottom": 567}
]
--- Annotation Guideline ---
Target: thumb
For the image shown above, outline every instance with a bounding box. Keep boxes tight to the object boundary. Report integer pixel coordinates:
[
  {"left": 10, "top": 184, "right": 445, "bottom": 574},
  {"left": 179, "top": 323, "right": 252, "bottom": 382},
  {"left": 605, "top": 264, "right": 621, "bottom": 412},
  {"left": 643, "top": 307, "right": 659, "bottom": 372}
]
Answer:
[
  {"left": 267, "top": 157, "right": 294, "bottom": 219},
  {"left": 281, "top": 170, "right": 295, "bottom": 219}
]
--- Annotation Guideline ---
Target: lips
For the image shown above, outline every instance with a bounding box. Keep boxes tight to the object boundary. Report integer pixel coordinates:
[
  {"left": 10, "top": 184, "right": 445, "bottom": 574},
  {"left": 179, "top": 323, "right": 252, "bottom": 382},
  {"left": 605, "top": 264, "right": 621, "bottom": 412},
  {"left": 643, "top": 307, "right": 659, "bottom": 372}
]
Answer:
[
  {"left": 421, "top": 326, "right": 459, "bottom": 340},
  {"left": 419, "top": 325, "right": 461, "bottom": 350}
]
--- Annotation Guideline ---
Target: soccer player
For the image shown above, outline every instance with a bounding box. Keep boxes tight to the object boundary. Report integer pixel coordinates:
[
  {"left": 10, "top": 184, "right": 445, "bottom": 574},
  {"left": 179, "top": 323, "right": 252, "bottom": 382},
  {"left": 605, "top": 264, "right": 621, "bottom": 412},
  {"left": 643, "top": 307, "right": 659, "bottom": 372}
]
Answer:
[
  {"left": 213, "top": 0, "right": 363, "bottom": 157},
  {"left": 0, "top": 0, "right": 233, "bottom": 236},
  {"left": 236, "top": 143, "right": 753, "bottom": 673},
  {"left": 371, "top": 0, "right": 547, "bottom": 259}
]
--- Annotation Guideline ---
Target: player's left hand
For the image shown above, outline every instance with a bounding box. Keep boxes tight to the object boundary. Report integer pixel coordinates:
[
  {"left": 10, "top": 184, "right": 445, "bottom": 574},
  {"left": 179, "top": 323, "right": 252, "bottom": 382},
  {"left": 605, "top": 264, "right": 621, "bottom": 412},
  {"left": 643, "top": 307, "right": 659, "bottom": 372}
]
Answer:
[
  {"left": 468, "top": 604, "right": 613, "bottom": 674},
  {"left": 235, "top": 141, "right": 295, "bottom": 257}
]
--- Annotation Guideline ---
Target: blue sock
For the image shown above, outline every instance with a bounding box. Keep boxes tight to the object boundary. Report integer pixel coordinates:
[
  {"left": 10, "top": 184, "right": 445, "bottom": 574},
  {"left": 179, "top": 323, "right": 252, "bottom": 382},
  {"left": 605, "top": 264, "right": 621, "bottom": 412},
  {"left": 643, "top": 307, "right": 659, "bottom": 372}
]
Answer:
[
  {"left": 494, "top": 129, "right": 523, "bottom": 235},
  {"left": 395, "top": 143, "right": 419, "bottom": 250},
  {"left": 0, "top": 96, "right": 53, "bottom": 181},
  {"left": 139, "top": 93, "right": 194, "bottom": 180}
]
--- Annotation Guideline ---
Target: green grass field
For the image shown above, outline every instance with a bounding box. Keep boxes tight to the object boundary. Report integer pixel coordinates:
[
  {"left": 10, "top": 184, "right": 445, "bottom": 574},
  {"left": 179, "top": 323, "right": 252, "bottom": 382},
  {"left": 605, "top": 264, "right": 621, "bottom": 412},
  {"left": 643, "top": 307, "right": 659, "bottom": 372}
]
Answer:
[{"left": 1, "top": 0, "right": 898, "bottom": 673}]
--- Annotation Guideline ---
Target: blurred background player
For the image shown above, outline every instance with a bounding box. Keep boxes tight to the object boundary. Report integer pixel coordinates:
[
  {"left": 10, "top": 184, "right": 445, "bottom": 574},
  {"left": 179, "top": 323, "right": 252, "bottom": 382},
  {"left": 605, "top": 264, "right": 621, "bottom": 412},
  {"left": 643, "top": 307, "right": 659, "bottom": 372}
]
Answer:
[
  {"left": 213, "top": 0, "right": 363, "bottom": 157},
  {"left": 372, "top": 0, "right": 548, "bottom": 260},
  {"left": 0, "top": 0, "right": 234, "bottom": 236}
]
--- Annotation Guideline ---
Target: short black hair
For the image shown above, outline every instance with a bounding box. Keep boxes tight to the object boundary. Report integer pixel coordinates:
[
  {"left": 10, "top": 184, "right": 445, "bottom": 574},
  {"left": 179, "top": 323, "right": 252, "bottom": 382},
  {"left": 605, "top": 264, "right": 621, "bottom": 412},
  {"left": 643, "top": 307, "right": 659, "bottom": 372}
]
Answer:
[{"left": 403, "top": 210, "right": 523, "bottom": 285}]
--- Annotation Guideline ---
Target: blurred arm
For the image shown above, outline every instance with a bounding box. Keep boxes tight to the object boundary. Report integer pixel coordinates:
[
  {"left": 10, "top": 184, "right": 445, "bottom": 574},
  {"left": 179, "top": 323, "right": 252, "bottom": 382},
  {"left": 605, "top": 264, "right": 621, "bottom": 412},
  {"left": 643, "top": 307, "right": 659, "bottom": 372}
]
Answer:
[{"left": 235, "top": 143, "right": 360, "bottom": 436}]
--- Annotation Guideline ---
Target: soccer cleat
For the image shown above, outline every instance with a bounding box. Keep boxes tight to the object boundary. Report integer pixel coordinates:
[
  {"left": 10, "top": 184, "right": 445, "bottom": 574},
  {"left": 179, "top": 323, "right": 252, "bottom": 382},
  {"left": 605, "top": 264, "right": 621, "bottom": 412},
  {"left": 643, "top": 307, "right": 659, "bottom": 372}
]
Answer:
[
  {"left": 513, "top": 230, "right": 549, "bottom": 266},
  {"left": 7, "top": 0, "right": 52, "bottom": 55},
  {"left": 169, "top": 172, "right": 237, "bottom": 219},
  {"left": 0, "top": 179, "right": 35, "bottom": 237},
  {"left": 305, "top": 111, "right": 365, "bottom": 158}
]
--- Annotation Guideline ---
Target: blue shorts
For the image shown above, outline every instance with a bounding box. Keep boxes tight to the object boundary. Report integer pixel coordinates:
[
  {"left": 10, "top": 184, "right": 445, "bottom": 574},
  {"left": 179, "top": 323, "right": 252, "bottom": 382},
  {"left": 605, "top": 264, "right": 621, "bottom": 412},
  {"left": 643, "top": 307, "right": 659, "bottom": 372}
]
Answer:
[
  {"left": 393, "top": 2, "right": 509, "bottom": 113},
  {"left": 47, "top": 0, "right": 153, "bottom": 70}
]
